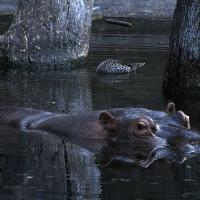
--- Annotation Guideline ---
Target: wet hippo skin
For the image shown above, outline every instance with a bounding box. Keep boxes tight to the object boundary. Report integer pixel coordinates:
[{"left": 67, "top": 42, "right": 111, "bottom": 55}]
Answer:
[
  {"left": 0, "top": 104, "right": 199, "bottom": 167},
  {"left": 0, "top": 105, "right": 169, "bottom": 141},
  {"left": 0, "top": 104, "right": 195, "bottom": 143}
]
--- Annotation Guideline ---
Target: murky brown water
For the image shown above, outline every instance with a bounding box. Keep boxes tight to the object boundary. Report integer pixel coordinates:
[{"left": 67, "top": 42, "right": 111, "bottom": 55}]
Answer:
[{"left": 0, "top": 19, "right": 200, "bottom": 200}]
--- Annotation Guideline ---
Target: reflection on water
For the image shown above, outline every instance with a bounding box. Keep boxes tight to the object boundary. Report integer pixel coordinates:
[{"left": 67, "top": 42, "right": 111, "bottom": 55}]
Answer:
[
  {"left": 0, "top": 125, "right": 101, "bottom": 200},
  {"left": 0, "top": 69, "right": 92, "bottom": 114},
  {"left": 65, "top": 142, "right": 101, "bottom": 200},
  {"left": 1, "top": 18, "right": 200, "bottom": 199}
]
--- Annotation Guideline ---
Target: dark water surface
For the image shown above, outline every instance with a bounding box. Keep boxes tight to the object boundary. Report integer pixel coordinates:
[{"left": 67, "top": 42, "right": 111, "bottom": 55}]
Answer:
[{"left": 0, "top": 19, "right": 200, "bottom": 200}]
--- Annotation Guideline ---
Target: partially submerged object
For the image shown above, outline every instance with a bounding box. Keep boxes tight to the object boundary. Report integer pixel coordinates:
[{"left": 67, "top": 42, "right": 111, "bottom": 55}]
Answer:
[
  {"left": 0, "top": 103, "right": 199, "bottom": 168},
  {"left": 96, "top": 59, "right": 145, "bottom": 74},
  {"left": 104, "top": 18, "right": 132, "bottom": 27}
]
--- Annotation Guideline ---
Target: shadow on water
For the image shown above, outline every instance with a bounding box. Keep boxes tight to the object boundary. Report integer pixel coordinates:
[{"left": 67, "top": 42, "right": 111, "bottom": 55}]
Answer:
[{"left": 1, "top": 18, "right": 200, "bottom": 199}]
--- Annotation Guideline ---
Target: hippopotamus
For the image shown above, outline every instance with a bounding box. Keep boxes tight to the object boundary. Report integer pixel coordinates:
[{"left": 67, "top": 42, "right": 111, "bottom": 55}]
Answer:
[
  {"left": 0, "top": 103, "right": 199, "bottom": 168},
  {"left": 96, "top": 59, "right": 145, "bottom": 74}
]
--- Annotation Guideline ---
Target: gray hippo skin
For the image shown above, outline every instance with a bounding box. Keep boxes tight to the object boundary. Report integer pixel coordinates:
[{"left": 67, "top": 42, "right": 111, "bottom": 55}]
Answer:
[
  {"left": 0, "top": 103, "right": 199, "bottom": 168},
  {"left": 96, "top": 59, "right": 145, "bottom": 74}
]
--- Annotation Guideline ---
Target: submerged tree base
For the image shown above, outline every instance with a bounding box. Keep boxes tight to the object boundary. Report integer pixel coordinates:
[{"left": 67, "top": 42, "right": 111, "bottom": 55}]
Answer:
[
  {"left": 0, "top": 0, "right": 94, "bottom": 66},
  {"left": 162, "top": 0, "right": 200, "bottom": 100},
  {"left": 163, "top": 61, "right": 200, "bottom": 100},
  {"left": 0, "top": 54, "right": 88, "bottom": 73}
]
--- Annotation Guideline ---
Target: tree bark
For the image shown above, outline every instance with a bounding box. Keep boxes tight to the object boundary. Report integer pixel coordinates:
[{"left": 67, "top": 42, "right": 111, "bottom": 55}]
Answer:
[
  {"left": 0, "top": 0, "right": 94, "bottom": 66},
  {"left": 162, "top": 0, "right": 200, "bottom": 99}
]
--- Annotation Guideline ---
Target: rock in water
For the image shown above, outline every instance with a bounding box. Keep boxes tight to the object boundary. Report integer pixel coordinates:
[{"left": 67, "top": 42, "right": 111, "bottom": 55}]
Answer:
[{"left": 96, "top": 59, "right": 145, "bottom": 74}]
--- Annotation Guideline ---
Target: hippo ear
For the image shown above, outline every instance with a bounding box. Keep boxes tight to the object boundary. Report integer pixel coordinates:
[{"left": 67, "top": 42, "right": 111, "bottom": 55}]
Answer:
[
  {"left": 99, "top": 112, "right": 117, "bottom": 131},
  {"left": 175, "top": 111, "right": 191, "bottom": 129},
  {"left": 166, "top": 102, "right": 176, "bottom": 114}
]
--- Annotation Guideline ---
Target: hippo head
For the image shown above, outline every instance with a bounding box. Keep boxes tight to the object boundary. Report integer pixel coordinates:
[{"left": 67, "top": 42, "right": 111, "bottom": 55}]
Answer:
[
  {"left": 97, "top": 110, "right": 166, "bottom": 167},
  {"left": 97, "top": 103, "right": 199, "bottom": 168}
]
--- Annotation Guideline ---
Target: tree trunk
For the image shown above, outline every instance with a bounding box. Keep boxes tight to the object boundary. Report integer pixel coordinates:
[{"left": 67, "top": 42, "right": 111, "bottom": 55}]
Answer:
[
  {"left": 162, "top": 0, "right": 200, "bottom": 100},
  {"left": 0, "top": 0, "right": 94, "bottom": 67}
]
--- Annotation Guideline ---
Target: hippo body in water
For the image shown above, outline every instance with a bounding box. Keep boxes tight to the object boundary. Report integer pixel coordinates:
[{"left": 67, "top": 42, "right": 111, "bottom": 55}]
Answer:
[
  {"left": 0, "top": 104, "right": 199, "bottom": 167},
  {"left": 96, "top": 59, "right": 145, "bottom": 74}
]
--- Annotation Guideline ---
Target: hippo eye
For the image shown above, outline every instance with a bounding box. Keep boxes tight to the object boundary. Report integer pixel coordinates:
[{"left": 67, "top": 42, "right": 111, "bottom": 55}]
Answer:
[{"left": 137, "top": 122, "right": 146, "bottom": 130}]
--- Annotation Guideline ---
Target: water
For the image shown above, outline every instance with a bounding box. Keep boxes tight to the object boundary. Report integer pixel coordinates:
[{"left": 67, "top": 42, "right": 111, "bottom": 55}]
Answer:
[{"left": 0, "top": 18, "right": 200, "bottom": 200}]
